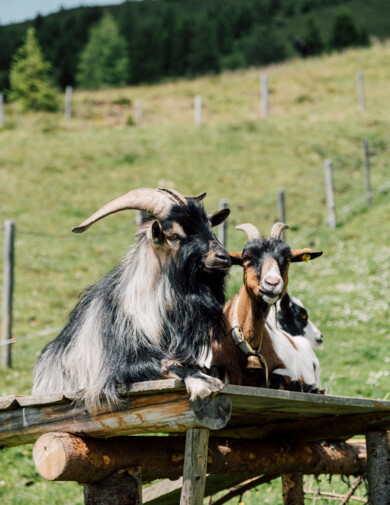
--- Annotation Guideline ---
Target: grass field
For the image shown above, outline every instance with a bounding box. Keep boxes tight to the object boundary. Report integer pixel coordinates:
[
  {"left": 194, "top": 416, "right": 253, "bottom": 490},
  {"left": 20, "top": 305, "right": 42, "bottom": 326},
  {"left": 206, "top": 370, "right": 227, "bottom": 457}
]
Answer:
[{"left": 1, "top": 42, "right": 390, "bottom": 504}]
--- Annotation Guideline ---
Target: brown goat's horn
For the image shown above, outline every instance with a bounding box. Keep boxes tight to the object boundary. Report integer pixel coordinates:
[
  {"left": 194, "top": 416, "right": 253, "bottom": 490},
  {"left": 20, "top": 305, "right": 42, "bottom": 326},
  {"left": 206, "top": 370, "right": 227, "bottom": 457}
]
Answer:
[
  {"left": 72, "top": 188, "right": 182, "bottom": 234},
  {"left": 236, "top": 223, "right": 261, "bottom": 241},
  {"left": 269, "top": 222, "right": 289, "bottom": 239}
]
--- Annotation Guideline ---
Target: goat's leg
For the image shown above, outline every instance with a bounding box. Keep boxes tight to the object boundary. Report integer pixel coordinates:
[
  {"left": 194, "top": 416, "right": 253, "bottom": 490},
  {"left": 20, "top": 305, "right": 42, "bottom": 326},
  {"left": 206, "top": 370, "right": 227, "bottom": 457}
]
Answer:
[{"left": 163, "top": 361, "right": 224, "bottom": 401}]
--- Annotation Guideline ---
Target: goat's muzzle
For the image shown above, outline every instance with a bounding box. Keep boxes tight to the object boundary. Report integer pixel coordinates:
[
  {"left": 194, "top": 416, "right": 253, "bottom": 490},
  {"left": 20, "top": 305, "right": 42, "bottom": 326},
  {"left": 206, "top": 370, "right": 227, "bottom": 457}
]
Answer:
[{"left": 204, "top": 242, "right": 232, "bottom": 275}]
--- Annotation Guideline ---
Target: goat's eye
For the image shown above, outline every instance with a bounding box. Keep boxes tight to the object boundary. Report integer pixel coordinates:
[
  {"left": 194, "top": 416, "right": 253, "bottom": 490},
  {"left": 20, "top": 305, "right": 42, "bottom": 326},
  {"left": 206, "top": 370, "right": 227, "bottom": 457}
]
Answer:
[
  {"left": 168, "top": 234, "right": 179, "bottom": 242},
  {"left": 301, "top": 314, "right": 307, "bottom": 320}
]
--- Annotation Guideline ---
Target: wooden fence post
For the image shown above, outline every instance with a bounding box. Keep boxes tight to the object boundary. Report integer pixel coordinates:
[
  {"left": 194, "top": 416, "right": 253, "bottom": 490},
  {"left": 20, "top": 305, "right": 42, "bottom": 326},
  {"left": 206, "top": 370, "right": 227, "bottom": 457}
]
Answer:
[
  {"left": 260, "top": 74, "right": 269, "bottom": 118},
  {"left": 357, "top": 70, "right": 365, "bottom": 113},
  {"left": 282, "top": 473, "right": 304, "bottom": 505},
  {"left": 136, "top": 101, "right": 142, "bottom": 128},
  {"left": 180, "top": 428, "right": 209, "bottom": 505},
  {"left": 194, "top": 95, "right": 202, "bottom": 126},
  {"left": 366, "top": 431, "right": 390, "bottom": 505},
  {"left": 2, "top": 220, "right": 15, "bottom": 368},
  {"left": 277, "top": 190, "right": 286, "bottom": 241},
  {"left": 65, "top": 85, "right": 72, "bottom": 119},
  {"left": 218, "top": 199, "right": 229, "bottom": 248},
  {"left": 362, "top": 138, "right": 372, "bottom": 205},
  {"left": 0, "top": 93, "right": 4, "bottom": 127},
  {"left": 324, "top": 159, "right": 336, "bottom": 230}
]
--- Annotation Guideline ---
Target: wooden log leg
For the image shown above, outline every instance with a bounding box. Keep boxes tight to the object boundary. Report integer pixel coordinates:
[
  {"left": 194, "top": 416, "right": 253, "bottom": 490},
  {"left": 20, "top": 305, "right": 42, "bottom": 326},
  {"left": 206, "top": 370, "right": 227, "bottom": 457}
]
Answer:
[
  {"left": 366, "top": 431, "right": 390, "bottom": 505},
  {"left": 180, "top": 428, "right": 209, "bottom": 505},
  {"left": 282, "top": 473, "right": 304, "bottom": 505},
  {"left": 84, "top": 467, "right": 142, "bottom": 505}
]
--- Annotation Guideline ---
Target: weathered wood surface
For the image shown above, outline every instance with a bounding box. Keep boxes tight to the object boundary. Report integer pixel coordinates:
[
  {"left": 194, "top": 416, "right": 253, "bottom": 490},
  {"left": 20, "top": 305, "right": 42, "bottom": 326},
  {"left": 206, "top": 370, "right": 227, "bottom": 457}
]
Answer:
[
  {"left": 1, "top": 380, "right": 390, "bottom": 448},
  {"left": 0, "top": 381, "right": 231, "bottom": 448},
  {"left": 180, "top": 428, "right": 209, "bottom": 505},
  {"left": 366, "top": 431, "right": 390, "bottom": 505},
  {"left": 32, "top": 432, "right": 368, "bottom": 483}
]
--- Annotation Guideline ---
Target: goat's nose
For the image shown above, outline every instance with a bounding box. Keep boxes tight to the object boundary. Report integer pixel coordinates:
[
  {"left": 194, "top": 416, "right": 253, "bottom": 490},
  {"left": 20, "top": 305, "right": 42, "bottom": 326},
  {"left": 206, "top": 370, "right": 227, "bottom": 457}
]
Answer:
[
  {"left": 264, "top": 276, "right": 281, "bottom": 287},
  {"left": 215, "top": 250, "right": 229, "bottom": 260}
]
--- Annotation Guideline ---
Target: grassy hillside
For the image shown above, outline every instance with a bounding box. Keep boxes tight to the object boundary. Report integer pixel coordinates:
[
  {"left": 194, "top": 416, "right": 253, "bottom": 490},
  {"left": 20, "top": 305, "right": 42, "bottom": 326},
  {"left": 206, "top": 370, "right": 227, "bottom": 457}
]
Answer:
[{"left": 1, "top": 42, "right": 390, "bottom": 504}]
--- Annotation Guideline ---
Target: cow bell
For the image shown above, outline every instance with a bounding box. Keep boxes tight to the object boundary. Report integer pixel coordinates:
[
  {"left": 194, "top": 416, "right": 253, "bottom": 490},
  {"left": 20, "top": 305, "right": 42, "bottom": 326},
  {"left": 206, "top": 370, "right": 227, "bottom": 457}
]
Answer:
[{"left": 246, "top": 355, "right": 263, "bottom": 370}]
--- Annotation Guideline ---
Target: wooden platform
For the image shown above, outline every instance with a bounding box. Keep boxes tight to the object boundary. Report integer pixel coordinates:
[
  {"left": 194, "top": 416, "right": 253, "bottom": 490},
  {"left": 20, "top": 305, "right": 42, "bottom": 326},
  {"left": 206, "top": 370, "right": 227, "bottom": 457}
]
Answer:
[
  {"left": 1, "top": 379, "right": 390, "bottom": 447},
  {"left": 1, "top": 380, "right": 389, "bottom": 505}
]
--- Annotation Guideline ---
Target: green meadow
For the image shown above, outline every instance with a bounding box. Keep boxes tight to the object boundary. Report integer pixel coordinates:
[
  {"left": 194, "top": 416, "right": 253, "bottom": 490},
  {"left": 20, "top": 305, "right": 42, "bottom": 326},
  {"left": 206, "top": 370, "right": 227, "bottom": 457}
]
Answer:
[{"left": 1, "top": 42, "right": 389, "bottom": 503}]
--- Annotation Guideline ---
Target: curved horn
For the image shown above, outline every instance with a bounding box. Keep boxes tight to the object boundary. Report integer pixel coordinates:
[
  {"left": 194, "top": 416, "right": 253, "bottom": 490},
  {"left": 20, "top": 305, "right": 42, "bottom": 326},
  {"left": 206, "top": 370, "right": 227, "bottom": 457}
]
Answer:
[
  {"left": 157, "top": 188, "right": 206, "bottom": 203},
  {"left": 190, "top": 192, "right": 206, "bottom": 202},
  {"left": 157, "top": 188, "right": 187, "bottom": 205},
  {"left": 236, "top": 223, "right": 261, "bottom": 241},
  {"left": 72, "top": 188, "right": 178, "bottom": 234},
  {"left": 269, "top": 222, "right": 289, "bottom": 239}
]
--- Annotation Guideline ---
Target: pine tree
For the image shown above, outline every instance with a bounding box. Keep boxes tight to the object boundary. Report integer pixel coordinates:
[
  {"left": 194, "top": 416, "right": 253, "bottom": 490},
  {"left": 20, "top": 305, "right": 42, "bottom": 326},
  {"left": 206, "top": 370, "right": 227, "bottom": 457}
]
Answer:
[
  {"left": 77, "top": 13, "right": 129, "bottom": 89},
  {"left": 304, "top": 14, "right": 324, "bottom": 56},
  {"left": 9, "top": 27, "right": 59, "bottom": 111},
  {"left": 329, "top": 9, "right": 367, "bottom": 51},
  {"left": 189, "top": 13, "right": 220, "bottom": 76}
]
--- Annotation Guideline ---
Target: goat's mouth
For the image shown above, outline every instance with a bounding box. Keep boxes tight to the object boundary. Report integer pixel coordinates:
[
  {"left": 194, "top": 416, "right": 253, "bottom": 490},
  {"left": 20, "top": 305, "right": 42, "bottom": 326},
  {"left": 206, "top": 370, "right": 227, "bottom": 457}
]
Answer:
[
  {"left": 259, "top": 289, "right": 282, "bottom": 304},
  {"left": 203, "top": 256, "right": 232, "bottom": 275}
]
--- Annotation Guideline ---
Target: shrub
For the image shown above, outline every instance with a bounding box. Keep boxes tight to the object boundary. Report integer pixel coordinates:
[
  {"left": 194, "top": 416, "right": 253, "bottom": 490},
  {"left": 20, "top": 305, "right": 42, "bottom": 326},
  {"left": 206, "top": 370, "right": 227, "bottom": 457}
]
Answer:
[
  {"left": 329, "top": 9, "right": 370, "bottom": 51},
  {"left": 240, "top": 25, "right": 287, "bottom": 66}
]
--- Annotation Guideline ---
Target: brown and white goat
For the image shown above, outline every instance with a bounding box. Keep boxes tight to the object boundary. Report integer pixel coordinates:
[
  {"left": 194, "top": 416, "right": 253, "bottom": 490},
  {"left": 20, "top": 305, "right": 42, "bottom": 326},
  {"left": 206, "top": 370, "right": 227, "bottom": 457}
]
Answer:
[{"left": 211, "top": 222, "right": 323, "bottom": 392}]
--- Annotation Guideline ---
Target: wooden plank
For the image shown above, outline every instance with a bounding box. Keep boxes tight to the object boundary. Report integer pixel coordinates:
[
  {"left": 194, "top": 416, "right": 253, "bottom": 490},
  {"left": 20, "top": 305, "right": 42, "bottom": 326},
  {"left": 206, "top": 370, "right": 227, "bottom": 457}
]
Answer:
[
  {"left": 366, "top": 431, "right": 390, "bottom": 505},
  {"left": 2, "top": 381, "right": 390, "bottom": 413},
  {"left": 1, "top": 382, "right": 390, "bottom": 447},
  {"left": 220, "top": 411, "right": 390, "bottom": 442},
  {"left": 180, "top": 428, "right": 209, "bottom": 505},
  {"left": 32, "top": 433, "right": 368, "bottom": 483},
  {"left": 0, "top": 391, "right": 231, "bottom": 448}
]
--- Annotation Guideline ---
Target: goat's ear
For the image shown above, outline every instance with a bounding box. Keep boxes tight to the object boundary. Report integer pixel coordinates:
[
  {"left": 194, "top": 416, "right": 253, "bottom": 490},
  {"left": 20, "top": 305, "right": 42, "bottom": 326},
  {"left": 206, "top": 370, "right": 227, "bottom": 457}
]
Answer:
[
  {"left": 290, "top": 249, "right": 323, "bottom": 263},
  {"left": 280, "top": 292, "right": 291, "bottom": 310},
  {"left": 151, "top": 220, "right": 164, "bottom": 245},
  {"left": 208, "top": 208, "right": 230, "bottom": 228},
  {"left": 229, "top": 251, "right": 243, "bottom": 266}
]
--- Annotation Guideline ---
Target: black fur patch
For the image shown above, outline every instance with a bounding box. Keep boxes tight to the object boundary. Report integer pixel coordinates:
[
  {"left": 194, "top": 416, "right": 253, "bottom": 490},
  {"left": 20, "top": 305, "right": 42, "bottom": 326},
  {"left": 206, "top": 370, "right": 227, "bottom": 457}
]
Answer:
[{"left": 277, "top": 293, "right": 308, "bottom": 336}]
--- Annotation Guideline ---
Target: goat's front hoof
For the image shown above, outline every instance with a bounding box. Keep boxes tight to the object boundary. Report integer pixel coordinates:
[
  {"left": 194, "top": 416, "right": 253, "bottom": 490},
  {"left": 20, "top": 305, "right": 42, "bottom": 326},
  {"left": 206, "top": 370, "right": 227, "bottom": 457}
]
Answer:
[{"left": 184, "top": 375, "right": 224, "bottom": 401}]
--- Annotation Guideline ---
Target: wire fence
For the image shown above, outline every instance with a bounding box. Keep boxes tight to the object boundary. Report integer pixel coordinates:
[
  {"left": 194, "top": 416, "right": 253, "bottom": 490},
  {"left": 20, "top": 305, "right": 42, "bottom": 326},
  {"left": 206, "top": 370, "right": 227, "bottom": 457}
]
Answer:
[
  {"left": 1, "top": 175, "right": 389, "bottom": 354},
  {"left": 1, "top": 129, "right": 390, "bottom": 363}
]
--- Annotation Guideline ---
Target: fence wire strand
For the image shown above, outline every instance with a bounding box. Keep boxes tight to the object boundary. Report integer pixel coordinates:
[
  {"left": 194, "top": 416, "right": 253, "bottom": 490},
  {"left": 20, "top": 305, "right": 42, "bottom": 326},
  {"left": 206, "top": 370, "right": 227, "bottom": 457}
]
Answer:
[{"left": 1, "top": 178, "right": 390, "bottom": 348}]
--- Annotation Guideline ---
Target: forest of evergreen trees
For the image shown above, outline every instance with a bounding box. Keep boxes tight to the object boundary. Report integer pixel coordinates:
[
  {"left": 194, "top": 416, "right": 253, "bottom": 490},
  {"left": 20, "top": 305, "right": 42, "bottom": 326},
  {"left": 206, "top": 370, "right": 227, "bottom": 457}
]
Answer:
[{"left": 0, "top": 0, "right": 374, "bottom": 92}]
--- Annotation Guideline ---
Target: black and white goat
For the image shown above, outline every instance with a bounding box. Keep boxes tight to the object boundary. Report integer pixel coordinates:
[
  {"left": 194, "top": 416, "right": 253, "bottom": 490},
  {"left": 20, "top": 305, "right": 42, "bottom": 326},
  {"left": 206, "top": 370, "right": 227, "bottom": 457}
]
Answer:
[
  {"left": 211, "top": 222, "right": 323, "bottom": 392},
  {"left": 269, "top": 293, "right": 323, "bottom": 349},
  {"left": 33, "top": 188, "right": 231, "bottom": 409}
]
